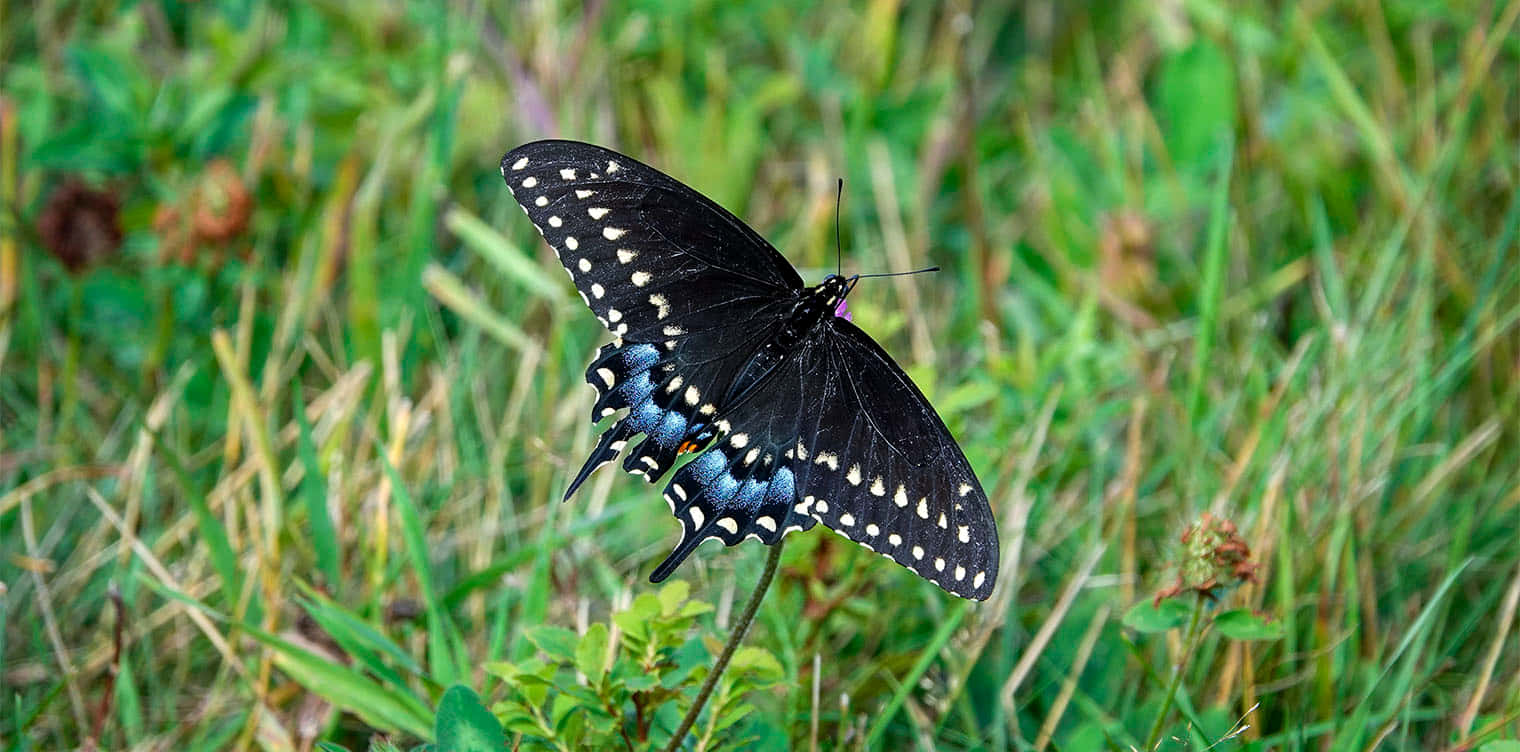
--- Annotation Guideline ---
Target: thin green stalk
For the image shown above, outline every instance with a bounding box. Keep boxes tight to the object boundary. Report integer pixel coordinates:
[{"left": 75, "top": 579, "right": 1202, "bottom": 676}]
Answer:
[
  {"left": 662, "top": 540, "right": 786, "bottom": 752},
  {"left": 1143, "top": 596, "right": 1206, "bottom": 750}
]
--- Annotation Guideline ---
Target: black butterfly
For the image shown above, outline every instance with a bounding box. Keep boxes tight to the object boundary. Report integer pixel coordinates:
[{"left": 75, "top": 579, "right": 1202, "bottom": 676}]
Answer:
[{"left": 499, "top": 140, "right": 998, "bottom": 600}]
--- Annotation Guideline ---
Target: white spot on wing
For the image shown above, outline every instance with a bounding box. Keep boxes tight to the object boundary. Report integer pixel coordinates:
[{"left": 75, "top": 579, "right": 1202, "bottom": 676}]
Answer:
[
  {"left": 888, "top": 533, "right": 902, "bottom": 546},
  {"left": 511, "top": 156, "right": 529, "bottom": 170},
  {"left": 866, "top": 523, "right": 879, "bottom": 536},
  {"left": 688, "top": 507, "right": 705, "bottom": 527},
  {"left": 815, "top": 498, "right": 830, "bottom": 514},
  {"left": 534, "top": 195, "right": 549, "bottom": 207},
  {"left": 619, "top": 249, "right": 638, "bottom": 264},
  {"left": 588, "top": 207, "right": 609, "bottom": 220},
  {"left": 673, "top": 484, "right": 687, "bottom": 500},
  {"left": 575, "top": 189, "right": 595, "bottom": 199},
  {"left": 958, "top": 483, "right": 973, "bottom": 497},
  {"left": 607, "top": 160, "right": 621, "bottom": 173},
  {"left": 973, "top": 571, "right": 986, "bottom": 589},
  {"left": 649, "top": 293, "right": 669, "bottom": 318},
  {"left": 559, "top": 168, "right": 577, "bottom": 180},
  {"left": 603, "top": 227, "right": 627, "bottom": 240},
  {"left": 548, "top": 215, "right": 562, "bottom": 227},
  {"left": 955, "top": 565, "right": 966, "bottom": 581},
  {"left": 894, "top": 485, "right": 909, "bottom": 508},
  {"left": 958, "top": 525, "right": 970, "bottom": 543},
  {"left": 606, "top": 308, "right": 622, "bottom": 322},
  {"left": 521, "top": 176, "right": 538, "bottom": 188},
  {"left": 911, "top": 545, "right": 924, "bottom": 560},
  {"left": 756, "top": 516, "right": 776, "bottom": 532},
  {"left": 838, "top": 513, "right": 855, "bottom": 527},
  {"left": 870, "top": 477, "right": 886, "bottom": 496},
  {"left": 916, "top": 498, "right": 929, "bottom": 519},
  {"left": 631, "top": 271, "right": 652, "bottom": 287},
  {"left": 716, "top": 517, "right": 738, "bottom": 534},
  {"left": 591, "top": 283, "right": 605, "bottom": 299},
  {"left": 729, "top": 432, "right": 749, "bottom": 448},
  {"left": 578, "top": 257, "right": 592, "bottom": 272},
  {"left": 814, "top": 452, "right": 839, "bottom": 470},
  {"left": 565, "top": 236, "right": 579, "bottom": 251},
  {"left": 596, "top": 367, "right": 615, "bottom": 387},
  {"left": 846, "top": 465, "right": 861, "bottom": 486},
  {"left": 684, "top": 385, "right": 700, "bottom": 406}
]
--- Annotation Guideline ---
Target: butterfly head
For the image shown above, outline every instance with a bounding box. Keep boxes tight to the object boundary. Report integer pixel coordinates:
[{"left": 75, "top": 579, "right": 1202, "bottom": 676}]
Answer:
[{"left": 819, "top": 273, "right": 861, "bottom": 320}]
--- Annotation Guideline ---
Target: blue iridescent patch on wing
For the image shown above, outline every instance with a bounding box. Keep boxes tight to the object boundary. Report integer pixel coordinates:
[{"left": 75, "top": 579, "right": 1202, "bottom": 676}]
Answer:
[{"left": 764, "top": 466, "right": 795, "bottom": 506}]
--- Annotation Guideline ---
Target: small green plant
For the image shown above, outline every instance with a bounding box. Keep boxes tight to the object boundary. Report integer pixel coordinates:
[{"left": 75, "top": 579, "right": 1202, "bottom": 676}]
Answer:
[
  {"left": 483, "top": 579, "right": 782, "bottom": 750},
  {"left": 311, "top": 580, "right": 782, "bottom": 752},
  {"left": 1123, "top": 514, "right": 1283, "bottom": 747}
]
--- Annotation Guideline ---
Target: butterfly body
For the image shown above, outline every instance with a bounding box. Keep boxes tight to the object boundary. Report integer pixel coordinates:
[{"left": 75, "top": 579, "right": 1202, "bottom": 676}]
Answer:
[{"left": 500, "top": 140, "right": 999, "bottom": 599}]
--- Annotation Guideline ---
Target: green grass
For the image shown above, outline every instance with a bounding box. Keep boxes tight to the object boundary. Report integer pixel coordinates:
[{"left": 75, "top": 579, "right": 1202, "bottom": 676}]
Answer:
[{"left": 4, "top": 1, "right": 1520, "bottom": 749}]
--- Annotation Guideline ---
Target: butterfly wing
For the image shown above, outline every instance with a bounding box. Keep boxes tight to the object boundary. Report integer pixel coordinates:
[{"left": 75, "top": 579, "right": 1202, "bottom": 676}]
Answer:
[
  {"left": 655, "top": 319, "right": 999, "bottom": 600},
  {"left": 499, "top": 140, "right": 802, "bottom": 496},
  {"left": 500, "top": 139, "right": 802, "bottom": 339}
]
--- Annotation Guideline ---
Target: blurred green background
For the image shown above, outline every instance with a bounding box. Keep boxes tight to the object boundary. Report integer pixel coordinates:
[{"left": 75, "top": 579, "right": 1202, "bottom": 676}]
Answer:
[{"left": 3, "top": 1, "right": 1519, "bottom": 750}]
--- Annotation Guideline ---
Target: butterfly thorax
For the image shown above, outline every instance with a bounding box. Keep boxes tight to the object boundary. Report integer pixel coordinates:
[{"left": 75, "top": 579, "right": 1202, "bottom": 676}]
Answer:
[{"left": 720, "top": 274, "right": 856, "bottom": 408}]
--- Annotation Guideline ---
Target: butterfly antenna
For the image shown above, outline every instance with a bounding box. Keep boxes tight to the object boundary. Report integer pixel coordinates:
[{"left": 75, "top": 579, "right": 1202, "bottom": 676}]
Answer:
[
  {"left": 855, "top": 265, "right": 940, "bottom": 279},
  {"left": 834, "top": 178, "right": 844, "bottom": 277}
]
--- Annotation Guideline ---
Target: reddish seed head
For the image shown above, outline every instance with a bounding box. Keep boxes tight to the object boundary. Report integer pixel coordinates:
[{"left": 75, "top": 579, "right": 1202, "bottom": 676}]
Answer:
[
  {"left": 37, "top": 180, "right": 122, "bottom": 273},
  {"left": 1154, "top": 513, "right": 1260, "bottom": 606}
]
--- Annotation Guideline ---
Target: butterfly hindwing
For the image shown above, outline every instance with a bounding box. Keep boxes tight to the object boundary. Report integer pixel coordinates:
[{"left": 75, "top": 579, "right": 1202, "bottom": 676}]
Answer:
[{"left": 565, "top": 301, "right": 792, "bottom": 500}]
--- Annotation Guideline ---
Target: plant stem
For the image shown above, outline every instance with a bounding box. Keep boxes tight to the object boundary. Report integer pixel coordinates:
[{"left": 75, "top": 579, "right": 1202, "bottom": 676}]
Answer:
[
  {"left": 1143, "top": 596, "right": 1206, "bottom": 750},
  {"left": 662, "top": 539, "right": 786, "bottom": 752}
]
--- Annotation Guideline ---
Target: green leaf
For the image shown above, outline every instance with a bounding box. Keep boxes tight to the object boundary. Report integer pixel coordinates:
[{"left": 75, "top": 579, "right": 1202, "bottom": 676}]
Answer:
[
  {"left": 575, "top": 623, "right": 610, "bottom": 680},
  {"left": 613, "top": 594, "right": 661, "bottom": 641},
  {"left": 525, "top": 625, "right": 579, "bottom": 661},
  {"left": 1155, "top": 38, "right": 1236, "bottom": 172},
  {"left": 657, "top": 580, "right": 690, "bottom": 616},
  {"left": 378, "top": 450, "right": 464, "bottom": 686},
  {"left": 1477, "top": 742, "right": 1520, "bottom": 752},
  {"left": 294, "top": 592, "right": 418, "bottom": 693},
  {"left": 252, "top": 630, "right": 431, "bottom": 738},
  {"left": 482, "top": 661, "right": 520, "bottom": 682},
  {"left": 622, "top": 674, "right": 660, "bottom": 692},
  {"left": 293, "top": 387, "right": 341, "bottom": 586},
  {"left": 1122, "top": 599, "right": 1194, "bottom": 634},
  {"left": 434, "top": 686, "right": 506, "bottom": 752},
  {"left": 726, "top": 647, "right": 782, "bottom": 684},
  {"left": 1212, "top": 609, "right": 1286, "bottom": 641}
]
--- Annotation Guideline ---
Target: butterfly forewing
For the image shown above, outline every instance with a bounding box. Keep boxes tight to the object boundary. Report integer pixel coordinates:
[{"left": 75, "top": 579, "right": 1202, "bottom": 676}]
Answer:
[{"left": 500, "top": 140, "right": 801, "bottom": 344}]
